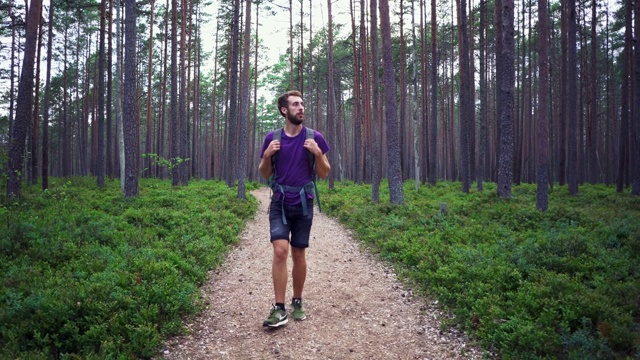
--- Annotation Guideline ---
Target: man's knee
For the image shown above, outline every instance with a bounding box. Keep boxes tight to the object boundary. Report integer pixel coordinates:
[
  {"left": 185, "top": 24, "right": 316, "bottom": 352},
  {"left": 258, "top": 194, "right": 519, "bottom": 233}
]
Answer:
[
  {"left": 272, "top": 240, "right": 289, "bottom": 262},
  {"left": 291, "top": 247, "right": 306, "bottom": 263}
]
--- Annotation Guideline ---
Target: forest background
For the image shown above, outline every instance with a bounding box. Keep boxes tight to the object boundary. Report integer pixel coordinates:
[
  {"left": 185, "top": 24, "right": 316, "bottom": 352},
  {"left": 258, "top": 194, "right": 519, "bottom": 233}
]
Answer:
[{"left": 0, "top": 0, "right": 639, "bottom": 358}]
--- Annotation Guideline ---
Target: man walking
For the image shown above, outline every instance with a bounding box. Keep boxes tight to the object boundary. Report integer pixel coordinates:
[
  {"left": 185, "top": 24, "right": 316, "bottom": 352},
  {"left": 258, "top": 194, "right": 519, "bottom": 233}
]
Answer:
[{"left": 258, "top": 90, "right": 331, "bottom": 327}]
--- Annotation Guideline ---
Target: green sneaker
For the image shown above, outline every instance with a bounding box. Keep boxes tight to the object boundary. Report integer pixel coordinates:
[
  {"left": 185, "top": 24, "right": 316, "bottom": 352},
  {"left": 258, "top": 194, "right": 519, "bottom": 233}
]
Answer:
[
  {"left": 291, "top": 299, "right": 306, "bottom": 321},
  {"left": 263, "top": 305, "right": 288, "bottom": 327}
]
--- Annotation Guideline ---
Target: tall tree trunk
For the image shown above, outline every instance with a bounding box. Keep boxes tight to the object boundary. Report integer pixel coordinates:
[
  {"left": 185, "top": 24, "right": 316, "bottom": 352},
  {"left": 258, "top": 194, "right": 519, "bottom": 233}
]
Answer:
[
  {"left": 496, "top": 0, "right": 515, "bottom": 198},
  {"left": 171, "top": 0, "right": 179, "bottom": 186},
  {"left": 145, "top": 0, "right": 155, "bottom": 178},
  {"left": 107, "top": 0, "right": 114, "bottom": 179},
  {"left": 8, "top": 2, "right": 16, "bottom": 149},
  {"left": 6, "top": 0, "right": 42, "bottom": 198},
  {"left": 327, "top": 0, "right": 337, "bottom": 189},
  {"left": 457, "top": 0, "right": 471, "bottom": 193},
  {"left": 209, "top": 14, "right": 220, "bottom": 179},
  {"left": 566, "top": 0, "right": 578, "bottom": 195},
  {"left": 429, "top": 0, "right": 437, "bottom": 186},
  {"left": 478, "top": 0, "right": 487, "bottom": 191},
  {"left": 411, "top": 0, "right": 420, "bottom": 189},
  {"left": 30, "top": 15, "right": 43, "bottom": 186},
  {"left": 370, "top": 0, "right": 381, "bottom": 202},
  {"left": 617, "top": 0, "right": 631, "bottom": 193},
  {"left": 97, "top": 0, "right": 107, "bottom": 188},
  {"left": 238, "top": 0, "right": 251, "bottom": 199},
  {"left": 116, "top": 0, "right": 125, "bottom": 190},
  {"left": 380, "top": 0, "right": 405, "bottom": 205},
  {"left": 537, "top": 0, "right": 550, "bottom": 211},
  {"left": 123, "top": 0, "right": 138, "bottom": 197},
  {"left": 225, "top": 0, "right": 241, "bottom": 187},
  {"left": 587, "top": 0, "right": 598, "bottom": 184},
  {"left": 42, "top": 0, "right": 54, "bottom": 190},
  {"left": 633, "top": 0, "right": 640, "bottom": 195},
  {"left": 179, "top": 0, "right": 189, "bottom": 186},
  {"left": 399, "top": 0, "right": 408, "bottom": 180},
  {"left": 558, "top": 0, "right": 567, "bottom": 186}
]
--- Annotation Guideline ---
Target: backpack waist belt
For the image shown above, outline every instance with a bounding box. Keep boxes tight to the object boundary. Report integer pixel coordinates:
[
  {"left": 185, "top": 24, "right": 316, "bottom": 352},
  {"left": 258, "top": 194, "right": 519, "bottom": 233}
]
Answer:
[{"left": 271, "top": 181, "right": 319, "bottom": 225}]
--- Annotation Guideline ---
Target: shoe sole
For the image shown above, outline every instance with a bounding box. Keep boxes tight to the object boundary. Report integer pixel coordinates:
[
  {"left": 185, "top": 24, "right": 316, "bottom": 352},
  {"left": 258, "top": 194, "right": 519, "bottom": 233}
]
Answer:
[
  {"left": 294, "top": 315, "right": 306, "bottom": 321},
  {"left": 263, "top": 318, "right": 288, "bottom": 327}
]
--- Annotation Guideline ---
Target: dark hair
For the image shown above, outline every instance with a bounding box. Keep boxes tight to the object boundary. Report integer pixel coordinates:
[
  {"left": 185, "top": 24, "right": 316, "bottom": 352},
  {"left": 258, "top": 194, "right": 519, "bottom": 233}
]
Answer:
[{"left": 277, "top": 90, "right": 303, "bottom": 118}]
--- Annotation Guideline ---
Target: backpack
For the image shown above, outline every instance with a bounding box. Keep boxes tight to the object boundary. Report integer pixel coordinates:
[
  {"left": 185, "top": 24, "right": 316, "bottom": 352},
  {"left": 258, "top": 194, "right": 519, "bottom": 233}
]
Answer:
[{"left": 269, "top": 127, "right": 322, "bottom": 224}]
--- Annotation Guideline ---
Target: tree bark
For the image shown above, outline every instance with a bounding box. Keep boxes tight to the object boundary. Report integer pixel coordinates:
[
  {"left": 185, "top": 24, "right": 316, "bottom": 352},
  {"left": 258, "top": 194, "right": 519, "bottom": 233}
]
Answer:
[
  {"left": 42, "top": 0, "right": 54, "bottom": 190},
  {"left": 380, "top": 0, "right": 404, "bottom": 205},
  {"left": 537, "top": 0, "right": 550, "bottom": 211},
  {"left": 496, "top": 0, "right": 514, "bottom": 199},
  {"left": 123, "top": 0, "right": 138, "bottom": 197},
  {"left": 457, "top": 0, "right": 471, "bottom": 193},
  {"left": 6, "top": 0, "right": 42, "bottom": 198},
  {"left": 97, "top": 0, "right": 107, "bottom": 188},
  {"left": 370, "top": 0, "right": 381, "bottom": 202},
  {"left": 566, "top": 0, "right": 578, "bottom": 195},
  {"left": 225, "top": 0, "right": 240, "bottom": 187},
  {"left": 237, "top": 0, "right": 251, "bottom": 199},
  {"left": 429, "top": 0, "right": 437, "bottom": 186},
  {"left": 145, "top": 0, "right": 155, "bottom": 178}
]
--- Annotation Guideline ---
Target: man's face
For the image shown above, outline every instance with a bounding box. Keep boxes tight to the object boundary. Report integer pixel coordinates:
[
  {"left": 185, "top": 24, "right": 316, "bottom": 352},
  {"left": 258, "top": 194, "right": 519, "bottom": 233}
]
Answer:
[{"left": 283, "top": 96, "right": 304, "bottom": 125}]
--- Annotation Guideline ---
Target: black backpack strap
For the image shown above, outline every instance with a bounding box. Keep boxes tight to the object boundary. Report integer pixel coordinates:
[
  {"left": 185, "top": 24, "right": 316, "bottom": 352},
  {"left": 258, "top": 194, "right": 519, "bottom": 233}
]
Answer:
[{"left": 304, "top": 127, "right": 322, "bottom": 213}]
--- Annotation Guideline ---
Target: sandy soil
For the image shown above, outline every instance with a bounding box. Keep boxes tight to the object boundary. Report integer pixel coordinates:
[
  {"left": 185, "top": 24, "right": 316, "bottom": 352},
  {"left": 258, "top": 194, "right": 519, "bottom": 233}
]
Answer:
[{"left": 158, "top": 187, "right": 485, "bottom": 360}]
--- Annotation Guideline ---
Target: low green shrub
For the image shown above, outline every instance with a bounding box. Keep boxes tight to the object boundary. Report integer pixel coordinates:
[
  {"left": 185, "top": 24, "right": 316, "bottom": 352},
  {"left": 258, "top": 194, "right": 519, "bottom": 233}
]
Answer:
[
  {"left": 0, "top": 178, "right": 256, "bottom": 359},
  {"left": 321, "top": 181, "right": 640, "bottom": 359}
]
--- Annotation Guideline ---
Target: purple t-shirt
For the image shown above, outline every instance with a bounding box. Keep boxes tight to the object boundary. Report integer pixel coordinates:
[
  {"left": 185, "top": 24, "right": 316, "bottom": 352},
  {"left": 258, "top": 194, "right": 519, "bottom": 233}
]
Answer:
[{"left": 260, "top": 127, "right": 330, "bottom": 205}]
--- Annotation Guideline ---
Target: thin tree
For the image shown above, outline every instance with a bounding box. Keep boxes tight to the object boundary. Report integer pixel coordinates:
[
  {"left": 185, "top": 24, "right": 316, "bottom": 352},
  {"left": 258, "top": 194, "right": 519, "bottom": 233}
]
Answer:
[
  {"left": 42, "top": 0, "right": 54, "bottom": 190},
  {"left": 6, "top": 0, "right": 42, "bottom": 198},
  {"left": 633, "top": 0, "right": 640, "bottom": 195},
  {"left": 370, "top": 0, "right": 381, "bottom": 202},
  {"left": 478, "top": 0, "right": 487, "bottom": 191},
  {"left": 115, "top": 0, "right": 125, "bottom": 190},
  {"left": 380, "top": 0, "right": 405, "bottom": 205},
  {"left": 566, "top": 0, "right": 578, "bottom": 195},
  {"left": 107, "top": 0, "right": 114, "bottom": 179},
  {"left": 145, "top": 0, "right": 155, "bottom": 178},
  {"left": 123, "top": 0, "right": 138, "bottom": 197},
  {"left": 429, "top": 0, "right": 437, "bottom": 186},
  {"left": 179, "top": 0, "right": 189, "bottom": 186},
  {"left": 238, "top": 0, "right": 252, "bottom": 199},
  {"left": 537, "top": 0, "right": 550, "bottom": 211},
  {"left": 171, "top": 0, "right": 179, "bottom": 187},
  {"left": 587, "top": 0, "right": 597, "bottom": 184},
  {"left": 617, "top": 0, "right": 631, "bottom": 193},
  {"left": 457, "top": 0, "right": 472, "bottom": 193},
  {"left": 30, "top": 14, "right": 43, "bottom": 186},
  {"left": 495, "top": 0, "right": 515, "bottom": 198},
  {"left": 225, "top": 0, "right": 241, "bottom": 187},
  {"left": 327, "top": 0, "right": 337, "bottom": 189},
  {"left": 97, "top": 0, "right": 107, "bottom": 188},
  {"left": 411, "top": 0, "right": 420, "bottom": 189}
]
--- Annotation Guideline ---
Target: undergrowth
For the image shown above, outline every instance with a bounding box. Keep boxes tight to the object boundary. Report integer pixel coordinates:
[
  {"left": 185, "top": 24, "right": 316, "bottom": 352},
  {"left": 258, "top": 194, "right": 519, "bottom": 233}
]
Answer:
[
  {"left": 0, "top": 177, "right": 257, "bottom": 359},
  {"left": 321, "top": 180, "right": 640, "bottom": 359}
]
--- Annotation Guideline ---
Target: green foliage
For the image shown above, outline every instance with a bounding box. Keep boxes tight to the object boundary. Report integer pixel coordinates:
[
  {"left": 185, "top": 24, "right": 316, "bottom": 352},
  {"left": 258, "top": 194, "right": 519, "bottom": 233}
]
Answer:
[
  {"left": 321, "top": 181, "right": 640, "bottom": 359},
  {"left": 0, "top": 178, "right": 256, "bottom": 359},
  {"left": 142, "top": 153, "right": 190, "bottom": 176}
]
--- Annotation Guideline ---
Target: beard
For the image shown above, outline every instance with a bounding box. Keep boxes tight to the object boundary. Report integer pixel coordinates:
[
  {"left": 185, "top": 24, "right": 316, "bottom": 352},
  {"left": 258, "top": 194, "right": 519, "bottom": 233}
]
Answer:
[{"left": 287, "top": 112, "right": 304, "bottom": 125}]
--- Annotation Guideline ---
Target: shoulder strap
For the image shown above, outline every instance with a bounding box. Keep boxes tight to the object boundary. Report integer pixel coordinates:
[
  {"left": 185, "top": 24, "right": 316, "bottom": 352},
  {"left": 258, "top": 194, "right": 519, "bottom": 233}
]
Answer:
[
  {"left": 305, "top": 127, "right": 316, "bottom": 177},
  {"left": 271, "top": 128, "right": 284, "bottom": 168}
]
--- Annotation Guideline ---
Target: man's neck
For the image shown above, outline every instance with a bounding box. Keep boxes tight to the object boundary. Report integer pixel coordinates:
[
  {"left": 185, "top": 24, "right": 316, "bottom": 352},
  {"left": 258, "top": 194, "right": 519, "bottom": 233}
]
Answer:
[{"left": 283, "top": 122, "right": 303, "bottom": 137}]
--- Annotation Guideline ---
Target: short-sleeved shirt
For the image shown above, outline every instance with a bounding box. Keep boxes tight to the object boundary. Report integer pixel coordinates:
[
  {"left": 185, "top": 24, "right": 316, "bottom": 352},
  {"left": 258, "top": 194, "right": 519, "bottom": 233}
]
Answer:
[{"left": 260, "top": 127, "right": 330, "bottom": 205}]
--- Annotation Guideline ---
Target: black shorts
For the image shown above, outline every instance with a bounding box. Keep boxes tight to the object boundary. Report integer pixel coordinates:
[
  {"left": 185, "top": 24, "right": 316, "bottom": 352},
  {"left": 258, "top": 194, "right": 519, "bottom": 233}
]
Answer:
[{"left": 269, "top": 198, "right": 314, "bottom": 248}]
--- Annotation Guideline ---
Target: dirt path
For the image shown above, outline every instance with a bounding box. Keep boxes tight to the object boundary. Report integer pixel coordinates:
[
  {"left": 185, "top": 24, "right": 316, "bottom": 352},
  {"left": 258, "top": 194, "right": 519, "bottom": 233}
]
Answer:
[{"left": 159, "top": 188, "right": 484, "bottom": 359}]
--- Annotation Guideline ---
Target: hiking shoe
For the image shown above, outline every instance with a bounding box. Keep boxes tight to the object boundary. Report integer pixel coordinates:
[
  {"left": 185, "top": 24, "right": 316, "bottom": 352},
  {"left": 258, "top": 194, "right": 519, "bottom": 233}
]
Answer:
[
  {"left": 263, "top": 305, "right": 288, "bottom": 327},
  {"left": 291, "top": 299, "right": 307, "bottom": 321}
]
